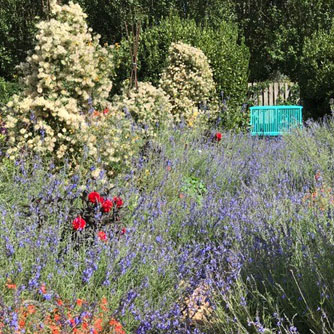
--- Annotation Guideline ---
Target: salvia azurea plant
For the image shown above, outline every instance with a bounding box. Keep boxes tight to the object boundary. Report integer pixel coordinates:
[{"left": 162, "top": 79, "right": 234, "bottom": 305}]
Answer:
[{"left": 1, "top": 118, "right": 334, "bottom": 333}]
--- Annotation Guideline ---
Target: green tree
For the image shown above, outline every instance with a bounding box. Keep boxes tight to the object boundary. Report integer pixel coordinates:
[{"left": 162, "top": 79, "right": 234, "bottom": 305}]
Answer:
[
  {"left": 268, "top": 0, "right": 334, "bottom": 82},
  {"left": 70, "top": 0, "right": 235, "bottom": 43},
  {"left": 233, "top": 0, "right": 334, "bottom": 83},
  {"left": 0, "top": 0, "right": 45, "bottom": 79},
  {"left": 299, "top": 22, "right": 334, "bottom": 118}
]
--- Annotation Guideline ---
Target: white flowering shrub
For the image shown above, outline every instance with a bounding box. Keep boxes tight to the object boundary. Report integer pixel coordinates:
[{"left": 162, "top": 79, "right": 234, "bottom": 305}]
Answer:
[
  {"left": 88, "top": 108, "right": 143, "bottom": 177},
  {"left": 159, "top": 42, "right": 217, "bottom": 127},
  {"left": 3, "top": 0, "right": 115, "bottom": 166},
  {"left": 111, "top": 82, "right": 173, "bottom": 138},
  {"left": 19, "top": 1, "right": 114, "bottom": 109}
]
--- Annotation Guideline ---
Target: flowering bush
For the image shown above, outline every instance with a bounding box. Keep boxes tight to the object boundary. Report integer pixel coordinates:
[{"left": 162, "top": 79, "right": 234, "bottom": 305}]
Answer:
[
  {"left": 3, "top": 0, "right": 114, "bottom": 165},
  {"left": 159, "top": 42, "right": 217, "bottom": 127},
  {"left": 110, "top": 82, "right": 172, "bottom": 138},
  {"left": 18, "top": 0, "right": 113, "bottom": 110},
  {"left": 88, "top": 107, "right": 143, "bottom": 176}
]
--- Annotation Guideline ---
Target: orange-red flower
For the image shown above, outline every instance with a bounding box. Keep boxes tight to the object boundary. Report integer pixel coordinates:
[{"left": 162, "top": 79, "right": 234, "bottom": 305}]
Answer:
[
  {"left": 98, "top": 231, "right": 108, "bottom": 242},
  {"left": 40, "top": 284, "right": 47, "bottom": 294},
  {"left": 6, "top": 283, "right": 17, "bottom": 290},
  {"left": 27, "top": 305, "right": 36, "bottom": 315},
  {"left": 109, "top": 318, "right": 125, "bottom": 334},
  {"left": 56, "top": 299, "right": 63, "bottom": 306},
  {"left": 88, "top": 192, "right": 103, "bottom": 204},
  {"left": 76, "top": 299, "right": 84, "bottom": 307},
  {"left": 113, "top": 196, "right": 123, "bottom": 208}
]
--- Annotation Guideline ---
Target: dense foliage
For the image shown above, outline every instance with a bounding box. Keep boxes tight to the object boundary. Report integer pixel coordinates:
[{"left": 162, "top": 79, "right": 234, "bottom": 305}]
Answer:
[
  {"left": 112, "top": 16, "right": 249, "bottom": 129},
  {"left": 3, "top": 0, "right": 334, "bottom": 119},
  {"left": 0, "top": 0, "right": 44, "bottom": 80},
  {"left": 234, "top": 0, "right": 334, "bottom": 81},
  {"left": 299, "top": 23, "right": 334, "bottom": 118}
]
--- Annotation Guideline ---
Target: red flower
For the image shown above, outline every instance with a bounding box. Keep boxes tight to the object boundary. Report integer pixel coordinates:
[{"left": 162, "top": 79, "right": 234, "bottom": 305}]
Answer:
[
  {"left": 102, "top": 199, "right": 113, "bottom": 212},
  {"left": 215, "top": 132, "right": 222, "bottom": 141},
  {"left": 113, "top": 196, "right": 124, "bottom": 208},
  {"left": 120, "top": 227, "right": 126, "bottom": 235},
  {"left": 72, "top": 216, "right": 86, "bottom": 230},
  {"left": 103, "top": 108, "right": 109, "bottom": 115},
  {"left": 88, "top": 192, "right": 104, "bottom": 204},
  {"left": 98, "top": 231, "right": 108, "bottom": 242}
]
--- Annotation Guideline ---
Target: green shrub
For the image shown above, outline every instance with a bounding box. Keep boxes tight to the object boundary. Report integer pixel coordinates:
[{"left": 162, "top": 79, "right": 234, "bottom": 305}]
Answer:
[
  {"left": 299, "top": 23, "right": 334, "bottom": 118},
  {"left": 0, "top": 78, "right": 20, "bottom": 105},
  {"left": 0, "top": 0, "right": 44, "bottom": 80}
]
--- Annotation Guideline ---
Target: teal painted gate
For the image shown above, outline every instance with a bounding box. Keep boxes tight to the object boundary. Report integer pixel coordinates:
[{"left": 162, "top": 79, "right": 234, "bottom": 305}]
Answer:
[{"left": 250, "top": 105, "right": 303, "bottom": 136}]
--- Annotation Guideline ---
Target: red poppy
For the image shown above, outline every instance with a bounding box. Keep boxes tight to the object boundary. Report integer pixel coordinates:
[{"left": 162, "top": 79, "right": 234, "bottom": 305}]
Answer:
[
  {"left": 98, "top": 231, "right": 107, "bottom": 241},
  {"left": 102, "top": 199, "right": 113, "bottom": 212},
  {"left": 120, "top": 227, "right": 126, "bottom": 235},
  {"left": 103, "top": 108, "right": 109, "bottom": 115},
  {"left": 113, "top": 196, "right": 124, "bottom": 208},
  {"left": 215, "top": 132, "right": 222, "bottom": 141},
  {"left": 72, "top": 216, "right": 86, "bottom": 230},
  {"left": 88, "top": 192, "right": 104, "bottom": 204}
]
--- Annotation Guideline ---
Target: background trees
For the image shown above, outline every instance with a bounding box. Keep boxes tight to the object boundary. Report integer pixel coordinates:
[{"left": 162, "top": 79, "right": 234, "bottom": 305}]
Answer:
[
  {"left": 2, "top": 0, "right": 334, "bottom": 119},
  {"left": 0, "top": 0, "right": 45, "bottom": 79}
]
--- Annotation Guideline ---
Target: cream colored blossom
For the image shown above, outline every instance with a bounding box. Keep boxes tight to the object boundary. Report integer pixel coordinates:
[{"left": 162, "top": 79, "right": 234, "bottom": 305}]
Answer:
[
  {"left": 4, "top": 0, "right": 142, "bottom": 178},
  {"left": 159, "top": 42, "right": 218, "bottom": 127},
  {"left": 111, "top": 82, "right": 172, "bottom": 138}
]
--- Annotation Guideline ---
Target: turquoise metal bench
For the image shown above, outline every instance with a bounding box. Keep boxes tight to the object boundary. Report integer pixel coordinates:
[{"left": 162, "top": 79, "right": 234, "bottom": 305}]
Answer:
[{"left": 250, "top": 105, "right": 303, "bottom": 136}]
